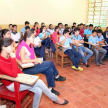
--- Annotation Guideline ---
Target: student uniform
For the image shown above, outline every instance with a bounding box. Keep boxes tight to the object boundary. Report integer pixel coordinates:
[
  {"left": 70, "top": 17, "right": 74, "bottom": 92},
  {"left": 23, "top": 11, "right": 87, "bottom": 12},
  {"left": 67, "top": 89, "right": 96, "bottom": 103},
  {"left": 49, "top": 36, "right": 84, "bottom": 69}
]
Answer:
[
  {"left": 47, "top": 28, "right": 54, "bottom": 34},
  {"left": 59, "top": 36, "right": 81, "bottom": 68},
  {"left": 72, "top": 35, "right": 93, "bottom": 64},
  {"left": 11, "top": 31, "right": 20, "bottom": 43},
  {"left": 88, "top": 35, "right": 107, "bottom": 64},
  {"left": 34, "top": 36, "right": 45, "bottom": 61},
  {"left": 39, "top": 32, "right": 56, "bottom": 52},
  {"left": 59, "top": 28, "right": 64, "bottom": 35},
  {"left": 21, "top": 27, "right": 25, "bottom": 34}
]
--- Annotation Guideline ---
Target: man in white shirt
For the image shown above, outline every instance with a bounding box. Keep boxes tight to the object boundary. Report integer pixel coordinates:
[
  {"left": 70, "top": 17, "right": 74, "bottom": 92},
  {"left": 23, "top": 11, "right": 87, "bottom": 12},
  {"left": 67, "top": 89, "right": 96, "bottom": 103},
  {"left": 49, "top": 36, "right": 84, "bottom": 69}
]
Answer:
[
  {"left": 11, "top": 25, "right": 20, "bottom": 43},
  {"left": 58, "top": 23, "right": 64, "bottom": 34},
  {"left": 47, "top": 24, "right": 54, "bottom": 34}
]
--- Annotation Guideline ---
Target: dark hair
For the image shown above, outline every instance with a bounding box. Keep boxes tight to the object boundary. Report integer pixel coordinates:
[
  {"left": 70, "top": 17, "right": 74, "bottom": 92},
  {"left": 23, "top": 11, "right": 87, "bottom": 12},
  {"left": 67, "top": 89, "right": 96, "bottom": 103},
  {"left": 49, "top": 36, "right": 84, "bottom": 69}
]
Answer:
[
  {"left": 0, "top": 38, "right": 13, "bottom": 53},
  {"left": 41, "top": 22, "right": 45, "bottom": 26},
  {"left": 92, "top": 30, "right": 97, "bottom": 33},
  {"left": 97, "top": 29, "right": 102, "bottom": 34},
  {"left": 73, "top": 22, "right": 76, "bottom": 25},
  {"left": 106, "top": 27, "right": 108, "bottom": 29},
  {"left": 58, "top": 23, "right": 62, "bottom": 26},
  {"left": 63, "top": 30, "right": 69, "bottom": 35},
  {"left": 9, "top": 24, "right": 12, "bottom": 27},
  {"left": 12, "top": 25, "right": 17, "bottom": 28},
  {"left": 40, "top": 26, "right": 46, "bottom": 33},
  {"left": 89, "top": 24, "right": 93, "bottom": 27},
  {"left": 25, "top": 26, "right": 30, "bottom": 30},
  {"left": 83, "top": 24, "right": 85, "bottom": 26},
  {"left": 0, "top": 29, "right": 9, "bottom": 38},
  {"left": 49, "top": 24, "right": 52, "bottom": 29},
  {"left": 72, "top": 26, "right": 75, "bottom": 29},
  {"left": 86, "top": 25, "right": 89, "bottom": 28},
  {"left": 74, "top": 27, "right": 80, "bottom": 32},
  {"left": 98, "top": 26, "right": 101, "bottom": 28},
  {"left": 54, "top": 26, "right": 59, "bottom": 35},
  {"left": 65, "top": 24, "right": 68, "bottom": 27},
  {"left": 25, "top": 21, "right": 29, "bottom": 25},
  {"left": 33, "top": 22, "right": 38, "bottom": 28},
  {"left": 65, "top": 27, "right": 71, "bottom": 35},
  {"left": 80, "top": 23, "right": 83, "bottom": 26}
]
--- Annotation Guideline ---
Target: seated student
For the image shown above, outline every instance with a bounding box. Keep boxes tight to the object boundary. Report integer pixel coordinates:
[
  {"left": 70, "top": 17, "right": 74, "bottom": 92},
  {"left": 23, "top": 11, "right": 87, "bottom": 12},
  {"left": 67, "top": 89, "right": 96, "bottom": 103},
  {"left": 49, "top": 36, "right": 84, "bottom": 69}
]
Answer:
[
  {"left": 97, "top": 26, "right": 101, "bottom": 30},
  {"left": 71, "top": 26, "right": 75, "bottom": 34},
  {"left": 0, "top": 38, "right": 68, "bottom": 108},
  {"left": 9, "top": 24, "right": 13, "bottom": 32},
  {"left": 83, "top": 24, "right": 86, "bottom": 30},
  {"left": 94, "top": 26, "right": 98, "bottom": 31},
  {"left": 88, "top": 30, "right": 107, "bottom": 66},
  {"left": 1, "top": 29, "right": 11, "bottom": 38},
  {"left": 77, "top": 24, "right": 81, "bottom": 29},
  {"left": 58, "top": 23, "right": 64, "bottom": 35},
  {"left": 22, "top": 26, "right": 30, "bottom": 37},
  {"left": 79, "top": 23, "right": 84, "bottom": 38},
  {"left": 72, "top": 28, "right": 93, "bottom": 67},
  {"left": 11, "top": 25, "right": 20, "bottom": 43},
  {"left": 103, "top": 27, "right": 108, "bottom": 39},
  {"left": 32, "top": 22, "right": 40, "bottom": 36},
  {"left": 59, "top": 29, "right": 83, "bottom": 71},
  {"left": 73, "top": 22, "right": 76, "bottom": 26},
  {"left": 32, "top": 28, "right": 46, "bottom": 61},
  {"left": 39, "top": 26, "right": 56, "bottom": 53},
  {"left": 47, "top": 24, "right": 54, "bottom": 34},
  {"left": 16, "top": 31, "right": 66, "bottom": 95},
  {"left": 86, "top": 25, "right": 89, "bottom": 29},
  {"left": 52, "top": 26, "right": 61, "bottom": 44},
  {"left": 64, "top": 24, "right": 68, "bottom": 29},
  {"left": 41, "top": 22, "right": 45, "bottom": 28},
  {"left": 65, "top": 27, "right": 72, "bottom": 37},
  {"left": 21, "top": 21, "right": 30, "bottom": 34}
]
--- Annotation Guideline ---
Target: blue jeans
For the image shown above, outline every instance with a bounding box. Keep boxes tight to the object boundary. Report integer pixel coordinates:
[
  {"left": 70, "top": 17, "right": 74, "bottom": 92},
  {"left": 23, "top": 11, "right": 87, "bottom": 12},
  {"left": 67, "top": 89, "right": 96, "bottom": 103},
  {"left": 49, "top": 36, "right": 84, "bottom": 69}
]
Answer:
[
  {"left": 92, "top": 47, "right": 107, "bottom": 63},
  {"left": 23, "top": 61, "right": 59, "bottom": 87},
  {"left": 41, "top": 37, "right": 56, "bottom": 53},
  {"left": 34, "top": 46, "right": 45, "bottom": 61},
  {"left": 64, "top": 48, "right": 81, "bottom": 68},
  {"left": 78, "top": 46, "right": 93, "bottom": 64}
]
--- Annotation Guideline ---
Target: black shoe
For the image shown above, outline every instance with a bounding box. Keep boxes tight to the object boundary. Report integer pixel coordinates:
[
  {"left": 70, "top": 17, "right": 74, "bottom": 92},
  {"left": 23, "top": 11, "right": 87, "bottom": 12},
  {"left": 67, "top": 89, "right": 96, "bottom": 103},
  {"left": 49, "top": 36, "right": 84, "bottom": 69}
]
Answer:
[
  {"left": 99, "top": 61, "right": 105, "bottom": 65},
  {"left": 86, "top": 64, "right": 90, "bottom": 67},
  {"left": 53, "top": 99, "right": 69, "bottom": 105},
  {"left": 51, "top": 88, "right": 60, "bottom": 95},
  {"left": 96, "top": 63, "right": 100, "bottom": 66},
  {"left": 54, "top": 76, "right": 66, "bottom": 81}
]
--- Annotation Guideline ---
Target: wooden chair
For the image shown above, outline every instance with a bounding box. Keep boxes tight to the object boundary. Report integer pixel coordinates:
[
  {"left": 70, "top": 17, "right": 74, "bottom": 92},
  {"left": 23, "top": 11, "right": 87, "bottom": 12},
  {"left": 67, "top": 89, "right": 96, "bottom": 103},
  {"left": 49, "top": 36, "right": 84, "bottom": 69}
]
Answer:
[
  {"left": 56, "top": 35, "right": 72, "bottom": 68},
  {"left": 0, "top": 78, "right": 33, "bottom": 108}
]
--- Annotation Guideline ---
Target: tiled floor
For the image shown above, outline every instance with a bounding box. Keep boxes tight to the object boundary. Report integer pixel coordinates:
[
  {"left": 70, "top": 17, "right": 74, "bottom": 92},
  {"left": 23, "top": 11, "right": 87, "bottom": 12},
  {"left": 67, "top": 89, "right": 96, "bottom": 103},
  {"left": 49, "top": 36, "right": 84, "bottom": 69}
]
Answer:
[{"left": 39, "top": 58, "right": 108, "bottom": 108}]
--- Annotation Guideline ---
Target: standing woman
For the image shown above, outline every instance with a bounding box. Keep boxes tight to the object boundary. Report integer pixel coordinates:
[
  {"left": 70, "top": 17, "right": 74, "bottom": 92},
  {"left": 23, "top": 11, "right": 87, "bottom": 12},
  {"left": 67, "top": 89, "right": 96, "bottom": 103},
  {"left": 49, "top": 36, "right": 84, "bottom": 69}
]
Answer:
[
  {"left": 16, "top": 31, "right": 66, "bottom": 95},
  {"left": 33, "top": 22, "right": 40, "bottom": 36},
  {"left": 52, "top": 26, "right": 61, "bottom": 44},
  {"left": 39, "top": 26, "right": 56, "bottom": 53},
  {"left": 0, "top": 38, "right": 68, "bottom": 108}
]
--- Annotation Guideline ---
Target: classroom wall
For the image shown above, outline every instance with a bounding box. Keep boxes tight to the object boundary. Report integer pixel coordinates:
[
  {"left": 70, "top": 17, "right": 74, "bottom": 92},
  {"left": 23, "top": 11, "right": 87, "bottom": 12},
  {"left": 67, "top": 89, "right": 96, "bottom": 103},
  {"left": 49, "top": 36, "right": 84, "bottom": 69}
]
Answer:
[{"left": 0, "top": 0, "right": 88, "bottom": 32}]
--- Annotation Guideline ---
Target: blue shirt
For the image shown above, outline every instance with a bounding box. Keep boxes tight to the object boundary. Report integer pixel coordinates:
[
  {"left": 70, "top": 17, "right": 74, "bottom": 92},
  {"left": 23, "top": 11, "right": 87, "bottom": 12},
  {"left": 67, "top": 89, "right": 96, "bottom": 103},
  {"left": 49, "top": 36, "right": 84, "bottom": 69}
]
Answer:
[
  {"left": 59, "top": 36, "right": 72, "bottom": 52},
  {"left": 88, "top": 35, "right": 99, "bottom": 48},
  {"left": 72, "top": 35, "right": 84, "bottom": 49},
  {"left": 96, "top": 35, "right": 104, "bottom": 42},
  {"left": 84, "top": 29, "right": 92, "bottom": 35},
  {"left": 21, "top": 27, "right": 25, "bottom": 33},
  {"left": 39, "top": 32, "right": 50, "bottom": 39}
]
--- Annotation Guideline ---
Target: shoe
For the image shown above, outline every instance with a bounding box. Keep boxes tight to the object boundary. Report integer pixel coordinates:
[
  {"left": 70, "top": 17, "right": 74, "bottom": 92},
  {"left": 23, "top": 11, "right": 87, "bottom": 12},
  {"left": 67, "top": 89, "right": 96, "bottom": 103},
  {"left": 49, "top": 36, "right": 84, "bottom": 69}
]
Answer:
[
  {"left": 77, "top": 67, "right": 83, "bottom": 71},
  {"left": 51, "top": 88, "right": 60, "bottom": 95},
  {"left": 86, "top": 64, "right": 90, "bottom": 67},
  {"left": 54, "top": 76, "right": 66, "bottom": 81},
  {"left": 53, "top": 99, "right": 69, "bottom": 105},
  {"left": 99, "top": 61, "right": 105, "bottom": 65},
  {"left": 96, "top": 63, "right": 100, "bottom": 66},
  {"left": 71, "top": 66, "right": 78, "bottom": 71}
]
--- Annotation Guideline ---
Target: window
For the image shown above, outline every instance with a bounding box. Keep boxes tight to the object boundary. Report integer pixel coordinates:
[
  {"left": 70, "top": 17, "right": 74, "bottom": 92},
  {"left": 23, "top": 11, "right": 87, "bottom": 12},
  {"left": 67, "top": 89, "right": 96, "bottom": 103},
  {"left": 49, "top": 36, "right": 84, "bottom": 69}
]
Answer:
[{"left": 87, "top": 0, "right": 108, "bottom": 28}]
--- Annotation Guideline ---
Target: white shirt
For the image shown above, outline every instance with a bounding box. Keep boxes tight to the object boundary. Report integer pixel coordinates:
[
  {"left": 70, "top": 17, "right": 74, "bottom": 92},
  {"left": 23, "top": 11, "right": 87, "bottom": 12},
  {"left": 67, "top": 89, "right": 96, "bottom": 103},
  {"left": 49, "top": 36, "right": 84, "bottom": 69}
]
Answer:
[
  {"left": 11, "top": 32, "right": 20, "bottom": 42},
  {"left": 47, "top": 29, "right": 54, "bottom": 34},
  {"left": 34, "top": 36, "right": 41, "bottom": 47}
]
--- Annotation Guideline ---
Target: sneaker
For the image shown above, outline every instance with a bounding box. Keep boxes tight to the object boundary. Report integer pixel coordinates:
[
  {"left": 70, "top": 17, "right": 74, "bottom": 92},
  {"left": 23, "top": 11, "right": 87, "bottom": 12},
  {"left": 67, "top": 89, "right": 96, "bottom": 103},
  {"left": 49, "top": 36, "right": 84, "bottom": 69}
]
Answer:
[
  {"left": 71, "top": 66, "right": 78, "bottom": 71},
  {"left": 77, "top": 67, "right": 83, "bottom": 71},
  {"left": 96, "top": 63, "right": 100, "bottom": 66},
  {"left": 55, "top": 76, "right": 66, "bottom": 81},
  {"left": 51, "top": 88, "right": 60, "bottom": 95},
  {"left": 86, "top": 64, "right": 90, "bottom": 67},
  {"left": 99, "top": 61, "right": 105, "bottom": 65}
]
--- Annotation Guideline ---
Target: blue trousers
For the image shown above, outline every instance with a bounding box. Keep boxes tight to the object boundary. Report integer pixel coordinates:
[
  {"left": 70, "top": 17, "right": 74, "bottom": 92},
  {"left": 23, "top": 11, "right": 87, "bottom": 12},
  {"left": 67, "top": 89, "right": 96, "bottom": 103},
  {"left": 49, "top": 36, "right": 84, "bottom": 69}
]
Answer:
[
  {"left": 34, "top": 46, "right": 45, "bottom": 61},
  {"left": 41, "top": 37, "right": 56, "bottom": 53},
  {"left": 23, "top": 61, "right": 59, "bottom": 87},
  {"left": 64, "top": 48, "right": 81, "bottom": 68}
]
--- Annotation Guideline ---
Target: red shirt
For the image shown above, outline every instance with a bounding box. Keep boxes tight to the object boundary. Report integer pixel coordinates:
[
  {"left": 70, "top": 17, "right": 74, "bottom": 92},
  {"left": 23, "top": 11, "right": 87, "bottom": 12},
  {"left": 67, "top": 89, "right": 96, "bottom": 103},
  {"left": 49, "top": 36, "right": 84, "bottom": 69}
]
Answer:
[
  {"left": 80, "top": 29, "right": 84, "bottom": 37},
  {"left": 32, "top": 27, "right": 40, "bottom": 36},
  {"left": 0, "top": 54, "right": 23, "bottom": 86},
  {"left": 52, "top": 32, "right": 61, "bottom": 44}
]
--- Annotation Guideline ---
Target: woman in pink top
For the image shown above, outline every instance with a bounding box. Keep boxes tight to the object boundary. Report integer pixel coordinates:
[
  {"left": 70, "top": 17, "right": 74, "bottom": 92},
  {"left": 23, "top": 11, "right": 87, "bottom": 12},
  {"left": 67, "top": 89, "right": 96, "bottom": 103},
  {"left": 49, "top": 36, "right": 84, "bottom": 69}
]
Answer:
[
  {"left": 52, "top": 26, "right": 61, "bottom": 44},
  {"left": 33, "top": 22, "right": 40, "bottom": 36}
]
